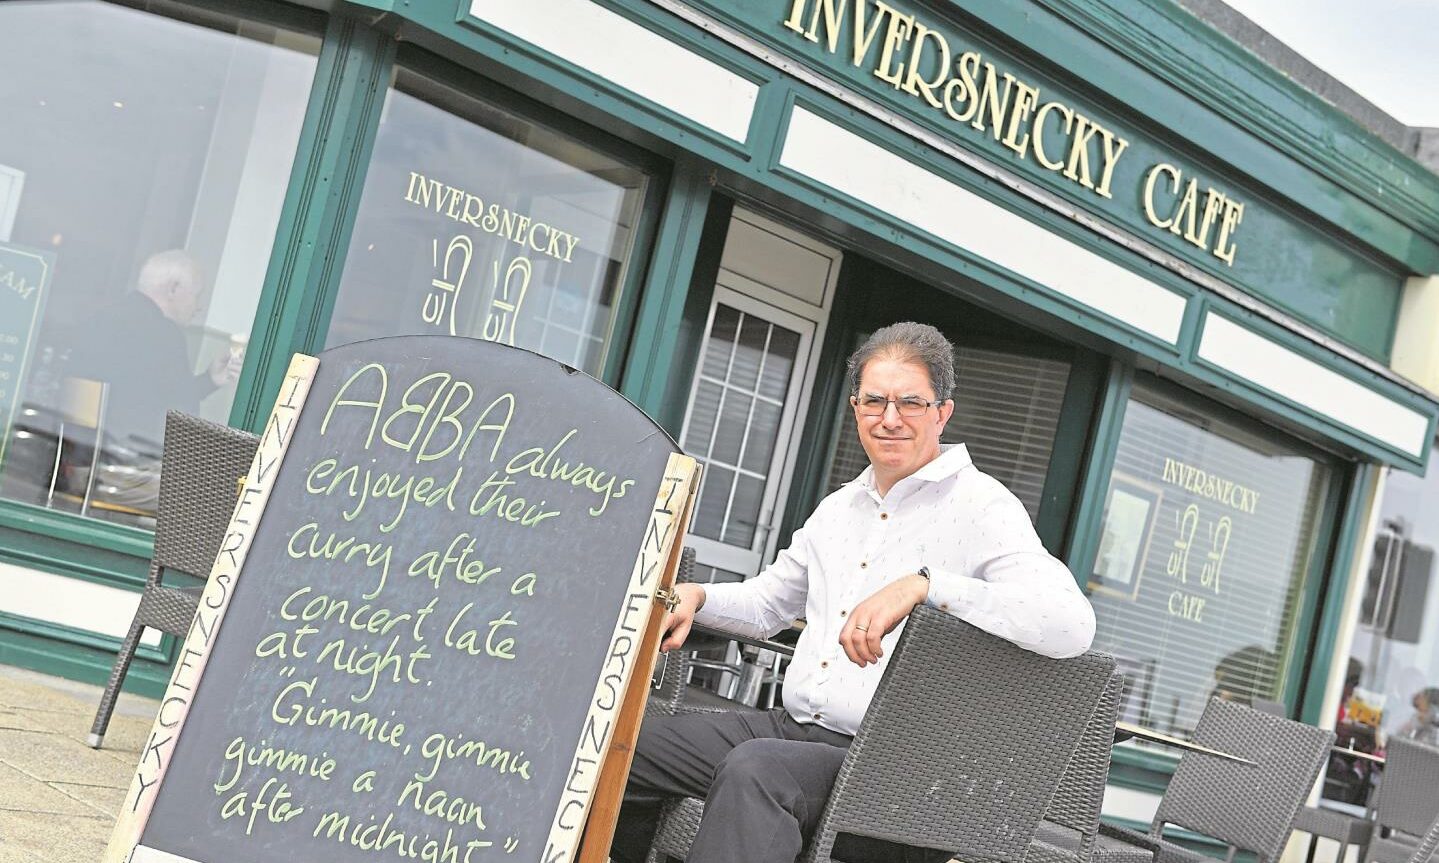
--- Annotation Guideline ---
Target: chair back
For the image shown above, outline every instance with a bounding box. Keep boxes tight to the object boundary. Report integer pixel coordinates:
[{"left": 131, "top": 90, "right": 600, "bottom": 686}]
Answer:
[
  {"left": 1373, "top": 737, "right": 1439, "bottom": 839},
  {"left": 804, "top": 605, "right": 1116, "bottom": 863},
  {"left": 1155, "top": 698, "right": 1335, "bottom": 863},
  {"left": 150, "top": 411, "right": 259, "bottom": 582},
  {"left": 1040, "top": 671, "right": 1125, "bottom": 858}
]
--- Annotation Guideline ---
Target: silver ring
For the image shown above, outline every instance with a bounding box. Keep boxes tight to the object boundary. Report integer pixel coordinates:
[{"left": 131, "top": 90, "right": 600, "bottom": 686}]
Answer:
[{"left": 855, "top": 624, "right": 869, "bottom": 632}]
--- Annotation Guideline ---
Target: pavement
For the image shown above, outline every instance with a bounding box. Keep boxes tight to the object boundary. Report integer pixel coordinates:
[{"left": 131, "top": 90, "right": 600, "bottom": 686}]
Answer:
[{"left": 0, "top": 664, "right": 158, "bottom": 863}]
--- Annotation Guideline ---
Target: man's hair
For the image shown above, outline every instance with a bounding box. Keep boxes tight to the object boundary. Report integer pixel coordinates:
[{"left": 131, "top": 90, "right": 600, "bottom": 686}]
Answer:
[
  {"left": 136, "top": 249, "right": 202, "bottom": 299},
  {"left": 845, "top": 322, "right": 955, "bottom": 400}
]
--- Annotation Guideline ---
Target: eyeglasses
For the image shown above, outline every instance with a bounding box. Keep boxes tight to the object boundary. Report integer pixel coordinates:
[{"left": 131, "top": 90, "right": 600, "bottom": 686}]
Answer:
[{"left": 850, "top": 394, "right": 947, "bottom": 417}]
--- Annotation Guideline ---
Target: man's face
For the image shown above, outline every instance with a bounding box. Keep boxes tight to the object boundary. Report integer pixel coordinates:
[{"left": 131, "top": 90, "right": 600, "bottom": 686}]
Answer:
[
  {"left": 163, "top": 279, "right": 201, "bottom": 324},
  {"left": 852, "top": 356, "right": 953, "bottom": 488}
]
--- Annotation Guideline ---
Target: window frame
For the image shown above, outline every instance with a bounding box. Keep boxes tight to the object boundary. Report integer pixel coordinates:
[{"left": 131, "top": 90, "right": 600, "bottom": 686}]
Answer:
[
  {"left": 1075, "top": 370, "right": 1351, "bottom": 785},
  {"left": 309, "top": 42, "right": 672, "bottom": 389},
  {"left": 0, "top": 7, "right": 677, "bottom": 696},
  {"left": 0, "top": 0, "right": 324, "bottom": 691}
]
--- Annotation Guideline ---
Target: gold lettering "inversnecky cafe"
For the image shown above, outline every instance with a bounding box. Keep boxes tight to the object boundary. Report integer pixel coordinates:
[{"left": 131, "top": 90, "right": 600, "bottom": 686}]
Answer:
[
  {"left": 783, "top": 0, "right": 1129, "bottom": 199},
  {"left": 782, "top": 0, "right": 1249, "bottom": 266}
]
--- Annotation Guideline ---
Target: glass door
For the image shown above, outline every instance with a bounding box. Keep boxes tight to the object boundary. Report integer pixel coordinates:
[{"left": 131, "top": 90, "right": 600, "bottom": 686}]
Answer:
[
  {"left": 677, "top": 208, "right": 839, "bottom": 584},
  {"left": 681, "top": 290, "right": 813, "bottom": 580}
]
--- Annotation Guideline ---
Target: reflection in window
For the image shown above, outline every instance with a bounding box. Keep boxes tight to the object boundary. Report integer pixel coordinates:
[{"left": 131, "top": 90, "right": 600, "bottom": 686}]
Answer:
[
  {"left": 0, "top": 1, "right": 317, "bottom": 527},
  {"left": 1088, "top": 379, "right": 1331, "bottom": 737},
  {"left": 1324, "top": 447, "right": 1439, "bottom": 806},
  {"left": 326, "top": 69, "right": 649, "bottom": 376}
]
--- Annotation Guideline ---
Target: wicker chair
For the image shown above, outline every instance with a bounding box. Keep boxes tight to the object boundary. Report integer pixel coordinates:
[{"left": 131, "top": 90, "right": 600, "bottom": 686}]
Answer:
[
  {"left": 1293, "top": 805, "right": 1374, "bottom": 863},
  {"left": 645, "top": 604, "right": 1117, "bottom": 863},
  {"left": 1096, "top": 698, "right": 1336, "bottom": 863},
  {"left": 1250, "top": 701, "right": 1376, "bottom": 863},
  {"left": 87, "top": 411, "right": 258, "bottom": 748},
  {"left": 1405, "top": 815, "right": 1439, "bottom": 863},
  {"left": 1367, "top": 738, "right": 1439, "bottom": 863},
  {"left": 1028, "top": 673, "right": 1152, "bottom": 863}
]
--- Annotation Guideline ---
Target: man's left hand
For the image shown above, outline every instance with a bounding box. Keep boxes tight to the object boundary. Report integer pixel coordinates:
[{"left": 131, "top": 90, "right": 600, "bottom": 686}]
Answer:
[{"left": 839, "top": 573, "right": 928, "bottom": 667}]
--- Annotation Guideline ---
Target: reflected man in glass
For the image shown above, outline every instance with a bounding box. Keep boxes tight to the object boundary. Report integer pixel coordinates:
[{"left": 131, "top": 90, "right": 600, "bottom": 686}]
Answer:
[{"left": 59, "top": 250, "right": 241, "bottom": 510}]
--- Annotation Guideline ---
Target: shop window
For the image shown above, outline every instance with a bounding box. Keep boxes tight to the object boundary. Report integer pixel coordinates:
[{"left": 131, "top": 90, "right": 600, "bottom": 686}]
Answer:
[
  {"left": 0, "top": 1, "right": 318, "bottom": 528},
  {"left": 1087, "top": 379, "right": 1332, "bottom": 737},
  {"left": 324, "top": 67, "right": 650, "bottom": 376},
  {"left": 1324, "top": 447, "right": 1439, "bottom": 807},
  {"left": 824, "top": 342, "right": 1071, "bottom": 521}
]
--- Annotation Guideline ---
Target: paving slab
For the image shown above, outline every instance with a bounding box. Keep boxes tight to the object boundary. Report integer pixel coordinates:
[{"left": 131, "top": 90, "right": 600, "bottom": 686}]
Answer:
[
  {"left": 0, "top": 667, "right": 159, "bottom": 861},
  {"left": 0, "top": 765, "right": 96, "bottom": 818},
  {"left": 50, "top": 782, "right": 127, "bottom": 819},
  {"left": 0, "top": 714, "right": 45, "bottom": 735},
  {"left": 0, "top": 843, "right": 41, "bottom": 863},
  {"left": 0, "top": 728, "right": 135, "bottom": 789},
  {"left": 0, "top": 810, "right": 113, "bottom": 863},
  {"left": 0, "top": 682, "right": 86, "bottom": 715}
]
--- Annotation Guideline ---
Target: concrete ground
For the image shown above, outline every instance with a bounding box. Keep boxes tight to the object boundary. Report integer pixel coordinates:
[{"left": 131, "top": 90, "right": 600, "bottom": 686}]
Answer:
[{"left": 0, "top": 665, "right": 157, "bottom": 863}]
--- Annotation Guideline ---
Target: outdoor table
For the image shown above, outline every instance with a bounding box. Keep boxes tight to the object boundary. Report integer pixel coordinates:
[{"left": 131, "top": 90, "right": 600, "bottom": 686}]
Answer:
[
  {"left": 1114, "top": 720, "right": 1259, "bottom": 765},
  {"left": 685, "top": 623, "right": 796, "bottom": 708},
  {"left": 1331, "top": 745, "right": 1385, "bottom": 764}
]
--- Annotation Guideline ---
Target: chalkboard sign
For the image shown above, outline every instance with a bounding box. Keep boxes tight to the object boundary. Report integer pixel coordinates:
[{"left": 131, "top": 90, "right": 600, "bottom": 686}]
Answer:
[
  {"left": 106, "top": 336, "right": 698, "bottom": 863},
  {"left": 0, "top": 241, "right": 53, "bottom": 472}
]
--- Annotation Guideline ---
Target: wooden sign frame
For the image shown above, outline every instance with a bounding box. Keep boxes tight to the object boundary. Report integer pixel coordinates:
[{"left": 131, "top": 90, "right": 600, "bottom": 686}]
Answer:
[{"left": 103, "top": 350, "right": 700, "bottom": 863}]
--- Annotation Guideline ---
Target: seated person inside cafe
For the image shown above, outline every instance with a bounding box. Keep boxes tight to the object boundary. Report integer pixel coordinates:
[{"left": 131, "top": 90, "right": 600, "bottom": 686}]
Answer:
[{"left": 612, "top": 322, "right": 1097, "bottom": 863}]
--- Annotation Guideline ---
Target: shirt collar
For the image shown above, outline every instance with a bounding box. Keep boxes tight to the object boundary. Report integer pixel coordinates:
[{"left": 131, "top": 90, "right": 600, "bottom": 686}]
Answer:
[
  {"left": 910, "top": 443, "right": 973, "bottom": 482},
  {"left": 850, "top": 443, "right": 974, "bottom": 495}
]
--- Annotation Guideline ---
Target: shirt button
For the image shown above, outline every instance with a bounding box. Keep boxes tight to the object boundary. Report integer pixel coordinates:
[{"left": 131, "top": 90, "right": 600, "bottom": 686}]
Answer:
[
  {"left": 860, "top": 561, "right": 867, "bottom": 569},
  {"left": 840, "top": 610, "right": 847, "bottom": 617},
  {"left": 880, "top": 513, "right": 889, "bottom": 520},
  {"left": 813, "top": 713, "right": 823, "bottom": 721},
  {"left": 821, "top": 661, "right": 829, "bottom": 668},
  {"left": 940, "top": 603, "right": 949, "bottom": 610}
]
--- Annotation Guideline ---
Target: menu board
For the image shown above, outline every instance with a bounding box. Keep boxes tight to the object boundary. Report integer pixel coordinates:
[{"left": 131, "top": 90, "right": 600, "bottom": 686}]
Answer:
[
  {"left": 106, "top": 335, "right": 697, "bottom": 863},
  {"left": 0, "top": 241, "right": 52, "bottom": 470}
]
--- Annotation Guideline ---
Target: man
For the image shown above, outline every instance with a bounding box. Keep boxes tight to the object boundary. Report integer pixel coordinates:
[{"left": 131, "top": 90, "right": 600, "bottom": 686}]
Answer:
[
  {"left": 66, "top": 249, "right": 240, "bottom": 449},
  {"left": 612, "top": 322, "right": 1096, "bottom": 863}
]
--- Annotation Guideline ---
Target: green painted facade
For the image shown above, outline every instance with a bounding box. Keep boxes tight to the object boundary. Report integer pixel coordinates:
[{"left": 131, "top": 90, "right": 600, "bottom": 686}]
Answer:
[
  {"left": 691, "top": 0, "right": 1419, "bottom": 359},
  {"left": 3, "top": 0, "right": 1439, "bottom": 810}
]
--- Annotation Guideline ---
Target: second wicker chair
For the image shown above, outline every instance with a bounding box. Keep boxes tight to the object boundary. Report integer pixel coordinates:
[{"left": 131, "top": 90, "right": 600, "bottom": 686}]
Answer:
[{"left": 646, "top": 604, "right": 1117, "bottom": 863}]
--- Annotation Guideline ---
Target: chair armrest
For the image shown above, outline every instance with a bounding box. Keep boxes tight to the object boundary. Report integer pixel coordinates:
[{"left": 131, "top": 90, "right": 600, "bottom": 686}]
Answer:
[
  {"left": 691, "top": 622, "right": 796, "bottom": 657},
  {"left": 1100, "top": 823, "right": 1209, "bottom": 863},
  {"left": 1099, "top": 822, "right": 1162, "bottom": 853}
]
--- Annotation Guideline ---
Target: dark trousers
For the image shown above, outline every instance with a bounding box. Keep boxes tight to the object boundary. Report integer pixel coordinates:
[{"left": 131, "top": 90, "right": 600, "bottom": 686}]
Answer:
[{"left": 611, "top": 708, "right": 951, "bottom": 863}]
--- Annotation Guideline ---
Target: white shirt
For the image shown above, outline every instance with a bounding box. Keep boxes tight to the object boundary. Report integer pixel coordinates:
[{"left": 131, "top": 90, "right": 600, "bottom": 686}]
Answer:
[{"left": 692, "top": 444, "right": 1096, "bottom": 736}]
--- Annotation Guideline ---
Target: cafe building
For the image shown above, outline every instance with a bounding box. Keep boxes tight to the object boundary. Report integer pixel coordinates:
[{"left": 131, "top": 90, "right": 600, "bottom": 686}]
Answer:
[{"left": 2, "top": 0, "right": 1438, "bottom": 839}]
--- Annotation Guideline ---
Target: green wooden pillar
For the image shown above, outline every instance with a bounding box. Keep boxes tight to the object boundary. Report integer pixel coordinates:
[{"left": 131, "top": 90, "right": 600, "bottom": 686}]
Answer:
[
  {"left": 1299, "top": 462, "right": 1379, "bottom": 725},
  {"left": 1062, "top": 359, "right": 1134, "bottom": 582},
  {"left": 618, "top": 156, "right": 715, "bottom": 436},
  {"left": 1035, "top": 350, "right": 1107, "bottom": 554},
  {"left": 229, "top": 11, "right": 395, "bottom": 432}
]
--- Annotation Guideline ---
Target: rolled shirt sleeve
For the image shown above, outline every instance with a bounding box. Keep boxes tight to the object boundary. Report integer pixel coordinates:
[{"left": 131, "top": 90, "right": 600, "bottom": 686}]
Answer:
[{"left": 692, "top": 527, "right": 811, "bottom": 640}]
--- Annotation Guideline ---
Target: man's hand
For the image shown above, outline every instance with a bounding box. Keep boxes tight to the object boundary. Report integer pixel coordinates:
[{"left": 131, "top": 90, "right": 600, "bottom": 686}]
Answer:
[
  {"left": 659, "top": 582, "right": 706, "bottom": 653},
  {"left": 209, "top": 349, "right": 242, "bottom": 387},
  {"left": 839, "top": 574, "right": 928, "bottom": 667}
]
